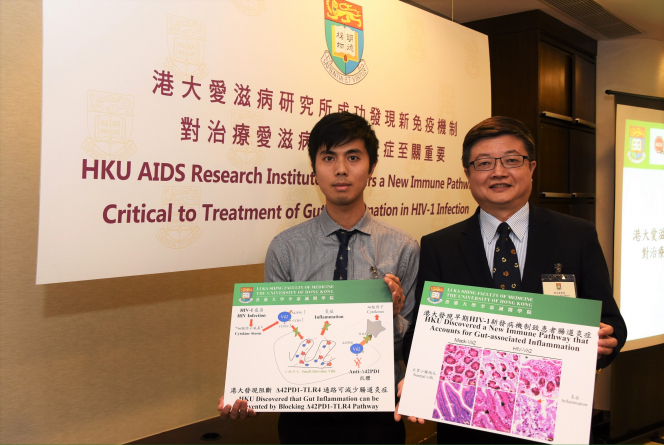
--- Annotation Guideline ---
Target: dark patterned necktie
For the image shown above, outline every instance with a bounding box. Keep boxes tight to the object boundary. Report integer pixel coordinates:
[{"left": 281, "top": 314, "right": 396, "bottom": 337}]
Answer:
[
  {"left": 492, "top": 222, "right": 521, "bottom": 291},
  {"left": 333, "top": 229, "right": 357, "bottom": 281}
]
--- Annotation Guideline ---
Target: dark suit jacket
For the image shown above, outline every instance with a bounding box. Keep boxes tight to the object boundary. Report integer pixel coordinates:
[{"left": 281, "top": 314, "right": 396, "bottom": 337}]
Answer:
[{"left": 404, "top": 204, "right": 627, "bottom": 370}]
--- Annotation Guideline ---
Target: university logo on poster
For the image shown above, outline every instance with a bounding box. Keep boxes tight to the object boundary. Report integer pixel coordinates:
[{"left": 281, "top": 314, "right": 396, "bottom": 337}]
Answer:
[
  {"left": 156, "top": 187, "right": 202, "bottom": 249},
  {"left": 627, "top": 125, "right": 646, "bottom": 164},
  {"left": 231, "top": 0, "right": 267, "bottom": 16},
  {"left": 321, "top": 0, "right": 368, "bottom": 85},
  {"left": 227, "top": 110, "right": 266, "bottom": 169},
  {"left": 428, "top": 286, "right": 445, "bottom": 304},
  {"left": 164, "top": 14, "right": 209, "bottom": 81},
  {"left": 81, "top": 91, "right": 137, "bottom": 161},
  {"left": 239, "top": 287, "right": 254, "bottom": 303}
]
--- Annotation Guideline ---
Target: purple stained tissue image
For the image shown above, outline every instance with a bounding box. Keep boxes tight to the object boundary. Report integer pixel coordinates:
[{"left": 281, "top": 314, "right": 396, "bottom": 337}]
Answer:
[
  {"left": 432, "top": 380, "right": 476, "bottom": 425},
  {"left": 440, "top": 344, "right": 483, "bottom": 386},
  {"left": 518, "top": 357, "right": 562, "bottom": 399},
  {"left": 512, "top": 394, "right": 558, "bottom": 441},
  {"left": 471, "top": 387, "right": 516, "bottom": 433},
  {"left": 478, "top": 349, "right": 521, "bottom": 393}
]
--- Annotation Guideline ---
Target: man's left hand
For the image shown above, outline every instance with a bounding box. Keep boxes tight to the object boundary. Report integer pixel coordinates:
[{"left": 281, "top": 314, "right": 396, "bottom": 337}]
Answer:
[
  {"left": 384, "top": 274, "right": 405, "bottom": 316},
  {"left": 597, "top": 322, "right": 618, "bottom": 357}
]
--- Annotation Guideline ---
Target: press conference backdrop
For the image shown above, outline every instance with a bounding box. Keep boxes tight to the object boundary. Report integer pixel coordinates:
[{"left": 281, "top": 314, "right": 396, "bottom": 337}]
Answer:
[
  {"left": 614, "top": 103, "right": 664, "bottom": 351},
  {"left": 36, "top": 0, "right": 490, "bottom": 284}
]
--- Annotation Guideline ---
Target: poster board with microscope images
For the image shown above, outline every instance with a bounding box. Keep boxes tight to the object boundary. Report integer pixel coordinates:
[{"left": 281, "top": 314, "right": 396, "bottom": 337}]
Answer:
[{"left": 398, "top": 282, "right": 600, "bottom": 444}]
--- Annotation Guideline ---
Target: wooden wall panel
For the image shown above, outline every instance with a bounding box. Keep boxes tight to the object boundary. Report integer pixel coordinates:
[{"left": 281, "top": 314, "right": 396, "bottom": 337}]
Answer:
[{"left": 539, "top": 41, "right": 572, "bottom": 117}]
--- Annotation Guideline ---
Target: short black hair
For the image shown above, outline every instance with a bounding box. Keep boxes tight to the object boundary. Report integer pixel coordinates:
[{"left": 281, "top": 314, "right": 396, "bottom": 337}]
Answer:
[
  {"left": 462, "top": 116, "right": 535, "bottom": 168},
  {"left": 308, "top": 111, "right": 378, "bottom": 173}
]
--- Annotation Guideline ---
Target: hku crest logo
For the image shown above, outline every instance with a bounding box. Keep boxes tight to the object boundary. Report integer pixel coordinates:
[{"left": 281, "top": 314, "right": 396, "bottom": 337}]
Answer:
[
  {"left": 428, "top": 286, "right": 445, "bottom": 304},
  {"left": 627, "top": 125, "right": 646, "bottom": 164},
  {"left": 227, "top": 110, "right": 265, "bottom": 169},
  {"left": 164, "top": 14, "right": 209, "bottom": 82},
  {"left": 231, "top": 0, "right": 267, "bottom": 16},
  {"left": 81, "top": 91, "right": 137, "bottom": 161},
  {"left": 156, "top": 186, "right": 202, "bottom": 249},
  {"left": 240, "top": 287, "right": 254, "bottom": 303},
  {"left": 276, "top": 188, "right": 311, "bottom": 234},
  {"left": 321, "top": 0, "right": 368, "bottom": 85}
]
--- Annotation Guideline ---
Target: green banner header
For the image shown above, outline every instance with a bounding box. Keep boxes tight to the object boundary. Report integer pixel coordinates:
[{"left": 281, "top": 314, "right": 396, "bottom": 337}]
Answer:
[
  {"left": 233, "top": 280, "right": 392, "bottom": 307},
  {"left": 420, "top": 281, "right": 601, "bottom": 327},
  {"left": 623, "top": 119, "right": 664, "bottom": 170}
]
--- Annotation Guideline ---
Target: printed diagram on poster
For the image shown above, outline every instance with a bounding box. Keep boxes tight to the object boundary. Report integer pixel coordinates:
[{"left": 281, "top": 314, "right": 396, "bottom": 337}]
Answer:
[
  {"left": 224, "top": 280, "right": 395, "bottom": 412},
  {"left": 398, "top": 282, "right": 601, "bottom": 444}
]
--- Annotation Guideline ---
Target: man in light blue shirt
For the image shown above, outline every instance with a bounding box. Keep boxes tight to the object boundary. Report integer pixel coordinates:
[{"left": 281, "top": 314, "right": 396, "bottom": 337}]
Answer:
[{"left": 220, "top": 112, "right": 419, "bottom": 443}]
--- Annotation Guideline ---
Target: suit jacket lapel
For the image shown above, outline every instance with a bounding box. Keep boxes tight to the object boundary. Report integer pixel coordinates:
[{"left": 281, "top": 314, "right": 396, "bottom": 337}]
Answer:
[
  {"left": 459, "top": 209, "right": 494, "bottom": 288},
  {"left": 522, "top": 204, "right": 556, "bottom": 292}
]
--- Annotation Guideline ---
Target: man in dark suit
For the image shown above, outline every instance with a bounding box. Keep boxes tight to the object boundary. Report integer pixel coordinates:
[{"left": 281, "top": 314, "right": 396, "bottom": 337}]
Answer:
[{"left": 403, "top": 116, "right": 627, "bottom": 444}]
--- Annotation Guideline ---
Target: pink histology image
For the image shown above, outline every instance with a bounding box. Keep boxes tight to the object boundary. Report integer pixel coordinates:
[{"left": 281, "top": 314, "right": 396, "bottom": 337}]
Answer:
[
  {"left": 512, "top": 394, "right": 558, "bottom": 441},
  {"left": 440, "top": 344, "right": 482, "bottom": 386},
  {"left": 518, "top": 357, "right": 562, "bottom": 399},
  {"left": 433, "top": 380, "right": 476, "bottom": 425},
  {"left": 478, "top": 349, "right": 521, "bottom": 392},
  {"left": 471, "top": 387, "right": 516, "bottom": 433}
]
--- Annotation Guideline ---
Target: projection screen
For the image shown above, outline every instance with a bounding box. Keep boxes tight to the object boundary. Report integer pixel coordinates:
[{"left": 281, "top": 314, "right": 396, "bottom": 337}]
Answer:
[{"left": 614, "top": 103, "right": 664, "bottom": 351}]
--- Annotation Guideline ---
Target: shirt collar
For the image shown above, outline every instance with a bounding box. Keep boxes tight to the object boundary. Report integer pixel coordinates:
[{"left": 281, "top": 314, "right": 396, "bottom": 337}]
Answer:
[
  {"left": 479, "top": 203, "right": 529, "bottom": 242},
  {"left": 319, "top": 206, "right": 373, "bottom": 237}
]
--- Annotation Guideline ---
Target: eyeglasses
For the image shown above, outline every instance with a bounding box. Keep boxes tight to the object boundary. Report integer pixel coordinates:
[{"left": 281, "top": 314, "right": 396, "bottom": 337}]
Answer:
[{"left": 469, "top": 155, "right": 530, "bottom": 171}]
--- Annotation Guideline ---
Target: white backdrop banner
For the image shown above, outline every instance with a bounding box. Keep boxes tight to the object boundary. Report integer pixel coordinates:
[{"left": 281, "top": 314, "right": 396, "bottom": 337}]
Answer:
[{"left": 37, "top": 0, "right": 491, "bottom": 284}]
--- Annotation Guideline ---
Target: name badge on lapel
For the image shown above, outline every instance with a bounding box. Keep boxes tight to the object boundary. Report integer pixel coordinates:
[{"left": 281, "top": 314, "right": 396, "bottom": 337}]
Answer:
[{"left": 541, "top": 263, "right": 577, "bottom": 298}]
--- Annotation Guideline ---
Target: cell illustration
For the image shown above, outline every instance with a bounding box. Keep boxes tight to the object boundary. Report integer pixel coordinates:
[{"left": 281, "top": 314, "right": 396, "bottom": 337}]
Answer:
[
  {"left": 478, "top": 349, "right": 521, "bottom": 392},
  {"left": 291, "top": 338, "right": 315, "bottom": 365},
  {"left": 512, "top": 394, "right": 558, "bottom": 441},
  {"left": 289, "top": 338, "right": 336, "bottom": 367},
  {"left": 471, "top": 387, "right": 516, "bottom": 433},
  {"left": 518, "top": 357, "right": 562, "bottom": 399},
  {"left": 440, "top": 344, "right": 483, "bottom": 386},
  {"left": 432, "top": 380, "right": 476, "bottom": 425}
]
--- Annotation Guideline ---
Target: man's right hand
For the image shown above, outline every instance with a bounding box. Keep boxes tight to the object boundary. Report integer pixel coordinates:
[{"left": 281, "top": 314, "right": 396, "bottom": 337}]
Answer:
[{"left": 217, "top": 396, "right": 257, "bottom": 420}]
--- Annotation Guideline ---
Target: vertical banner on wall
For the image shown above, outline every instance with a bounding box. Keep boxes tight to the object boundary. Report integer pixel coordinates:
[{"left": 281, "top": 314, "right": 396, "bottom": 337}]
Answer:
[{"left": 37, "top": 0, "right": 491, "bottom": 284}]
